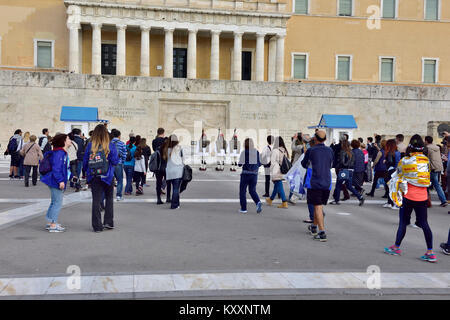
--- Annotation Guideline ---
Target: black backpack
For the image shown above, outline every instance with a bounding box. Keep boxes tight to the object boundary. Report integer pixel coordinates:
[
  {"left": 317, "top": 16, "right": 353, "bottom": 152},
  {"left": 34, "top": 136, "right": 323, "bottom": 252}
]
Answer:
[
  {"left": 39, "top": 137, "right": 52, "bottom": 153},
  {"left": 126, "top": 145, "right": 133, "bottom": 162},
  {"left": 88, "top": 146, "right": 109, "bottom": 176},
  {"left": 149, "top": 150, "right": 161, "bottom": 173},
  {"left": 280, "top": 154, "right": 292, "bottom": 174}
]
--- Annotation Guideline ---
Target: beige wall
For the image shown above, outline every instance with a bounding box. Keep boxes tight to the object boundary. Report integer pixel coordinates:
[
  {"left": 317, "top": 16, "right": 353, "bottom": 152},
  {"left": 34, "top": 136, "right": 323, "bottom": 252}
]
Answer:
[
  {"left": 1, "top": 0, "right": 450, "bottom": 85},
  {"left": 0, "top": 0, "right": 68, "bottom": 70}
]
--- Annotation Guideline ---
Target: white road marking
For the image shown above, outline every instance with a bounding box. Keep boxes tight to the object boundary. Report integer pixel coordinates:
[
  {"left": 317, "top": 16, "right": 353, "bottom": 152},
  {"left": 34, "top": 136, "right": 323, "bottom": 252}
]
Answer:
[
  {"left": 335, "top": 212, "right": 352, "bottom": 216},
  {"left": 0, "top": 272, "right": 448, "bottom": 297}
]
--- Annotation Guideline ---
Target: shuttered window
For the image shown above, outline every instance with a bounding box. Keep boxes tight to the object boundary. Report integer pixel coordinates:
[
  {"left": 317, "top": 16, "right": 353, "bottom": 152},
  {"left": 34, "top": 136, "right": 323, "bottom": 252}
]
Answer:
[
  {"left": 294, "top": 0, "right": 308, "bottom": 14},
  {"left": 382, "top": 0, "right": 396, "bottom": 18},
  {"left": 337, "top": 56, "right": 351, "bottom": 81},
  {"left": 37, "top": 41, "right": 52, "bottom": 68},
  {"left": 425, "top": 0, "right": 439, "bottom": 20},
  {"left": 339, "top": 0, "right": 353, "bottom": 16},
  {"left": 293, "top": 54, "right": 307, "bottom": 79},
  {"left": 423, "top": 59, "right": 437, "bottom": 83},
  {"left": 380, "top": 58, "right": 394, "bottom": 82}
]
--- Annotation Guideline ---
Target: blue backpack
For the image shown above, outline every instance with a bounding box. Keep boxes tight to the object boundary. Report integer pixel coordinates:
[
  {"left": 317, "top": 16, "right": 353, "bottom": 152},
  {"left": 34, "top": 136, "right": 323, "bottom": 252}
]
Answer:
[
  {"left": 39, "top": 151, "right": 53, "bottom": 176},
  {"left": 7, "top": 137, "right": 18, "bottom": 154}
]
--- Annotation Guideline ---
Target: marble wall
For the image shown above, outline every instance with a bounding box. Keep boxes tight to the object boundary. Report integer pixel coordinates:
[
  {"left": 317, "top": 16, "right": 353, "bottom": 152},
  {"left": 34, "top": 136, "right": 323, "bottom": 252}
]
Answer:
[{"left": 0, "top": 70, "right": 449, "bottom": 152}]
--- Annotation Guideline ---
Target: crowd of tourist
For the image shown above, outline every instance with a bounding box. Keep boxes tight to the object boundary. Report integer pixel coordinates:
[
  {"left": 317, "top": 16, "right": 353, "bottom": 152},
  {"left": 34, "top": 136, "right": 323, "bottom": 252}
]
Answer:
[{"left": 3, "top": 125, "right": 450, "bottom": 261}]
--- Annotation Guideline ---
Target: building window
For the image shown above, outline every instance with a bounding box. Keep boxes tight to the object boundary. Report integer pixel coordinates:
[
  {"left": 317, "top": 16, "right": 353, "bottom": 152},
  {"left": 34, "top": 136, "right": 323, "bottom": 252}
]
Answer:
[
  {"left": 423, "top": 58, "right": 438, "bottom": 83},
  {"left": 34, "top": 40, "right": 54, "bottom": 68},
  {"left": 294, "top": 0, "right": 308, "bottom": 14},
  {"left": 380, "top": 57, "right": 394, "bottom": 82},
  {"left": 382, "top": 0, "right": 397, "bottom": 18},
  {"left": 336, "top": 55, "right": 351, "bottom": 81},
  {"left": 425, "top": 0, "right": 439, "bottom": 20},
  {"left": 338, "top": 0, "right": 353, "bottom": 16},
  {"left": 292, "top": 54, "right": 308, "bottom": 79}
]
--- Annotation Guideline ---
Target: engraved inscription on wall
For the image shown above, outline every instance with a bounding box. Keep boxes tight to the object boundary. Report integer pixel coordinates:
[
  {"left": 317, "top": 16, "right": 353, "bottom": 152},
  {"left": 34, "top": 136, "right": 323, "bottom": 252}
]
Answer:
[{"left": 104, "top": 106, "right": 147, "bottom": 119}]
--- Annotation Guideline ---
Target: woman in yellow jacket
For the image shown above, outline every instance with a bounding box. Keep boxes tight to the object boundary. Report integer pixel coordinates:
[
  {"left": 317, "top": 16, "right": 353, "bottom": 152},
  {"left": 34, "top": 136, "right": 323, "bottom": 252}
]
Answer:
[{"left": 384, "top": 135, "right": 437, "bottom": 263}]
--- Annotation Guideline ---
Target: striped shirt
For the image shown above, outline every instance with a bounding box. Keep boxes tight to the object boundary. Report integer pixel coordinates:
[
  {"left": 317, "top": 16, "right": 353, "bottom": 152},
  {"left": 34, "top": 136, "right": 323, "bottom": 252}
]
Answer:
[{"left": 111, "top": 138, "right": 127, "bottom": 164}]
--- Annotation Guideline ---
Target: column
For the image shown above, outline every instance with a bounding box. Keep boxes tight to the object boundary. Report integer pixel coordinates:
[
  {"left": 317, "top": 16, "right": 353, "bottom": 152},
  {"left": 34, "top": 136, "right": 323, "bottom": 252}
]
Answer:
[
  {"left": 116, "top": 24, "right": 127, "bottom": 76},
  {"left": 268, "top": 36, "right": 276, "bottom": 81},
  {"left": 68, "top": 23, "right": 80, "bottom": 73},
  {"left": 275, "top": 34, "right": 285, "bottom": 82},
  {"left": 164, "top": 27, "right": 174, "bottom": 78},
  {"left": 91, "top": 23, "right": 102, "bottom": 75},
  {"left": 140, "top": 26, "right": 150, "bottom": 76},
  {"left": 232, "top": 31, "right": 243, "bottom": 81},
  {"left": 256, "top": 33, "right": 265, "bottom": 82},
  {"left": 210, "top": 30, "right": 220, "bottom": 80},
  {"left": 187, "top": 28, "right": 197, "bottom": 79}
]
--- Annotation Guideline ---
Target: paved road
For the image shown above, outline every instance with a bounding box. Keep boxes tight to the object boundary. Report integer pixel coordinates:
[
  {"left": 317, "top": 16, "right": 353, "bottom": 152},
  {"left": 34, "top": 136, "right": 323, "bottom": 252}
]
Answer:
[{"left": 0, "top": 158, "right": 448, "bottom": 298}]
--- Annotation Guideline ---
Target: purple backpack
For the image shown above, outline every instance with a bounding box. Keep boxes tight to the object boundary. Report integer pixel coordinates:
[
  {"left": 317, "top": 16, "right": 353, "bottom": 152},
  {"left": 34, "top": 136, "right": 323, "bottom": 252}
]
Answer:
[{"left": 39, "top": 151, "right": 53, "bottom": 176}]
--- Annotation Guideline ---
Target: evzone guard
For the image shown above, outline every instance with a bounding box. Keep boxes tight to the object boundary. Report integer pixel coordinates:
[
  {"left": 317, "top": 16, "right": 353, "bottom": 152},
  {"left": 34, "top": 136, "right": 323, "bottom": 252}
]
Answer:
[
  {"left": 215, "top": 128, "right": 227, "bottom": 171},
  {"left": 227, "top": 129, "right": 240, "bottom": 172},
  {"left": 196, "top": 129, "right": 211, "bottom": 171}
]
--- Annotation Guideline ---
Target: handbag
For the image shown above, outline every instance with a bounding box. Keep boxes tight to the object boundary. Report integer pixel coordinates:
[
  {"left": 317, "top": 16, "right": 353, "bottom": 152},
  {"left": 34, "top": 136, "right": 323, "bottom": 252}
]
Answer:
[
  {"left": 339, "top": 169, "right": 350, "bottom": 181},
  {"left": 182, "top": 165, "right": 192, "bottom": 182}
]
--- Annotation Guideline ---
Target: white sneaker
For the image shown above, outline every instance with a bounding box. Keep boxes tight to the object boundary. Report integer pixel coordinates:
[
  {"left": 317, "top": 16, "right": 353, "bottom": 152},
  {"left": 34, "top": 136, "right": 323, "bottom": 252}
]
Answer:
[
  {"left": 239, "top": 209, "right": 248, "bottom": 214},
  {"left": 408, "top": 223, "right": 420, "bottom": 229},
  {"left": 382, "top": 203, "right": 391, "bottom": 208},
  {"left": 116, "top": 196, "right": 123, "bottom": 201},
  {"left": 390, "top": 205, "right": 399, "bottom": 210}
]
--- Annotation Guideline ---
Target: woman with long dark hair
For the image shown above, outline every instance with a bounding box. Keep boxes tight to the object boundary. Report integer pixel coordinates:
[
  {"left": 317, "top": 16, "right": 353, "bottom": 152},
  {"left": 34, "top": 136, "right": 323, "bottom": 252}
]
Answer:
[
  {"left": 238, "top": 138, "right": 262, "bottom": 214},
  {"left": 140, "top": 138, "right": 152, "bottom": 187},
  {"left": 83, "top": 124, "right": 119, "bottom": 232},
  {"left": 162, "top": 135, "right": 184, "bottom": 209},
  {"left": 41, "top": 133, "right": 72, "bottom": 232},
  {"left": 266, "top": 136, "right": 289, "bottom": 209},
  {"left": 330, "top": 140, "right": 364, "bottom": 206},
  {"left": 382, "top": 139, "right": 401, "bottom": 209}
]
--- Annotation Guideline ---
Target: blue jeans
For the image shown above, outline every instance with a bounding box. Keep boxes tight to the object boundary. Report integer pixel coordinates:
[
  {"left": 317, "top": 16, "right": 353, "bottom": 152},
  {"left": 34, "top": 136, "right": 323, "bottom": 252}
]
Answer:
[
  {"left": 333, "top": 170, "right": 362, "bottom": 202},
  {"left": 114, "top": 164, "right": 124, "bottom": 197},
  {"left": 239, "top": 174, "right": 260, "bottom": 211},
  {"left": 270, "top": 180, "right": 287, "bottom": 202},
  {"left": 76, "top": 161, "right": 82, "bottom": 178},
  {"left": 46, "top": 187, "right": 64, "bottom": 223},
  {"left": 18, "top": 156, "right": 24, "bottom": 177},
  {"left": 430, "top": 171, "right": 446, "bottom": 204},
  {"left": 124, "top": 165, "right": 134, "bottom": 194},
  {"left": 307, "top": 203, "right": 314, "bottom": 221},
  {"left": 168, "top": 178, "right": 182, "bottom": 209}
]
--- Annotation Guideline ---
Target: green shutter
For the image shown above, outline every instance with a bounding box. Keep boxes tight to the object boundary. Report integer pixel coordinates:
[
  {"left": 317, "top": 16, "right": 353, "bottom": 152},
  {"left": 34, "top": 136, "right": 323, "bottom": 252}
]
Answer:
[
  {"left": 37, "top": 41, "right": 52, "bottom": 68},
  {"left": 295, "top": 0, "right": 308, "bottom": 14},
  {"left": 383, "top": 0, "right": 396, "bottom": 18},
  {"left": 381, "top": 58, "right": 394, "bottom": 82},
  {"left": 339, "top": 0, "right": 352, "bottom": 16},
  {"left": 337, "top": 56, "right": 350, "bottom": 80},
  {"left": 293, "top": 55, "right": 306, "bottom": 79},
  {"left": 425, "top": 0, "right": 439, "bottom": 20},
  {"left": 424, "top": 60, "right": 436, "bottom": 83}
]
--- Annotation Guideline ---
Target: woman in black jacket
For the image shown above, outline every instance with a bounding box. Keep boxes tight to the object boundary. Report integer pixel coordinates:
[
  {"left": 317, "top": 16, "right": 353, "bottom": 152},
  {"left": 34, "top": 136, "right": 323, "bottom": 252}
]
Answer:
[
  {"left": 139, "top": 138, "right": 152, "bottom": 186},
  {"left": 330, "top": 140, "right": 365, "bottom": 206}
]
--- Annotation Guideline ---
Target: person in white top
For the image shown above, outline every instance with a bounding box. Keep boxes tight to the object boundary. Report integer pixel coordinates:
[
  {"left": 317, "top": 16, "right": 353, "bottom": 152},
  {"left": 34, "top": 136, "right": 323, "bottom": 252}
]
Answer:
[
  {"left": 163, "top": 135, "right": 184, "bottom": 209},
  {"left": 215, "top": 129, "right": 227, "bottom": 171},
  {"left": 134, "top": 146, "right": 147, "bottom": 195},
  {"left": 260, "top": 135, "right": 274, "bottom": 197},
  {"left": 227, "top": 130, "right": 241, "bottom": 172}
]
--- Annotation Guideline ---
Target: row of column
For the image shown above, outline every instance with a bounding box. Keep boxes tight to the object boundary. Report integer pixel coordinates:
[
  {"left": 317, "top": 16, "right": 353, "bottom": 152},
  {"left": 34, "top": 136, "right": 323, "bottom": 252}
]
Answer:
[{"left": 68, "top": 23, "right": 285, "bottom": 82}]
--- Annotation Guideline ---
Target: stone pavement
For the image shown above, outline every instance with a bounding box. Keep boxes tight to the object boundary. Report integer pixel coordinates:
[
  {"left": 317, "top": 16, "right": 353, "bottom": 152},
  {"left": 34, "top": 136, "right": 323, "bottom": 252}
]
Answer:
[{"left": 0, "top": 157, "right": 448, "bottom": 299}]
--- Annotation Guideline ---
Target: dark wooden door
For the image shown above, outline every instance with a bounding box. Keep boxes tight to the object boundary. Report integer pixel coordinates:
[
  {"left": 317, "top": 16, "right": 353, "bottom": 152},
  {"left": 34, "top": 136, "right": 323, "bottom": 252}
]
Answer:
[
  {"left": 173, "top": 48, "right": 187, "bottom": 78},
  {"left": 242, "top": 51, "right": 252, "bottom": 81},
  {"left": 101, "top": 44, "right": 117, "bottom": 75}
]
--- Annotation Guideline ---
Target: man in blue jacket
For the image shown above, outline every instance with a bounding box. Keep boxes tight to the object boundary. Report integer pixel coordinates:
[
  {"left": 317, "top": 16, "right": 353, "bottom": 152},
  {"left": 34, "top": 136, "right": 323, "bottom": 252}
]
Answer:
[{"left": 301, "top": 130, "right": 334, "bottom": 242}]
